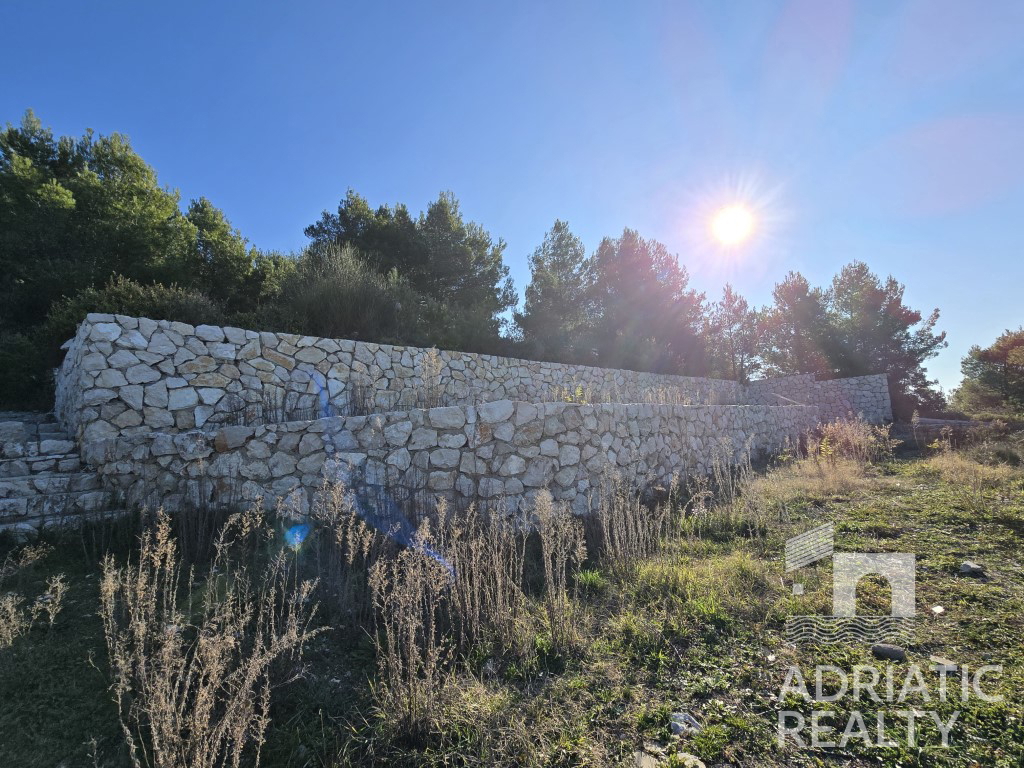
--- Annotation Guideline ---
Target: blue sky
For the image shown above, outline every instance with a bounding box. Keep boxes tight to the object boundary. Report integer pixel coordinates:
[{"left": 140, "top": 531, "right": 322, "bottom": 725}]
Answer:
[{"left": 5, "top": 0, "right": 1024, "bottom": 391}]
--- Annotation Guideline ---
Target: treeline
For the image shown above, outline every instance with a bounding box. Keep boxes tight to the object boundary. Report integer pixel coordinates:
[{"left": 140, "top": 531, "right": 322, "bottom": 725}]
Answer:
[
  {"left": 951, "top": 328, "right": 1024, "bottom": 420},
  {"left": 1, "top": 112, "right": 947, "bottom": 418}
]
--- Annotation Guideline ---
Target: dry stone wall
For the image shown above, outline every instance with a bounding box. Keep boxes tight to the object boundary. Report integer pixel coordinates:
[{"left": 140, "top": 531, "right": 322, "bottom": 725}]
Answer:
[
  {"left": 84, "top": 401, "right": 816, "bottom": 517},
  {"left": 743, "top": 373, "right": 892, "bottom": 423},
  {"left": 56, "top": 314, "right": 741, "bottom": 444},
  {"left": 44, "top": 314, "right": 892, "bottom": 525}
]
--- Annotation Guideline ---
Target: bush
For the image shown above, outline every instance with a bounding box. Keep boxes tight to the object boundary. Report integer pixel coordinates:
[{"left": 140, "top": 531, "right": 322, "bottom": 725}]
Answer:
[
  {"left": 0, "top": 330, "right": 50, "bottom": 409},
  {"left": 42, "top": 275, "right": 222, "bottom": 349},
  {"left": 0, "top": 276, "right": 222, "bottom": 410},
  {"left": 271, "top": 243, "right": 426, "bottom": 343}
]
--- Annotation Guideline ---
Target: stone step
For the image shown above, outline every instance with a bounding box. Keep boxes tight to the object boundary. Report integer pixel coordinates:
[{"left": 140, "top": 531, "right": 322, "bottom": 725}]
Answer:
[
  {"left": 0, "top": 472, "right": 103, "bottom": 499},
  {"left": 0, "top": 416, "right": 68, "bottom": 444},
  {"left": 1, "top": 438, "right": 77, "bottom": 460},
  {"left": 0, "top": 488, "right": 113, "bottom": 521},
  {"left": 0, "top": 507, "right": 129, "bottom": 539},
  {"left": 0, "top": 453, "right": 82, "bottom": 478}
]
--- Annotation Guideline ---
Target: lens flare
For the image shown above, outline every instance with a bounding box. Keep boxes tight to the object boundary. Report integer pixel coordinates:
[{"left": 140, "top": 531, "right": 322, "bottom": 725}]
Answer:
[
  {"left": 710, "top": 204, "right": 756, "bottom": 246},
  {"left": 285, "top": 523, "right": 312, "bottom": 551}
]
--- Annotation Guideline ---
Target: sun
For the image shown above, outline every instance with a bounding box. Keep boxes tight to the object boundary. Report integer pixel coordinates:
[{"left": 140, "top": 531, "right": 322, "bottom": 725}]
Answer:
[{"left": 710, "top": 204, "right": 756, "bottom": 246}]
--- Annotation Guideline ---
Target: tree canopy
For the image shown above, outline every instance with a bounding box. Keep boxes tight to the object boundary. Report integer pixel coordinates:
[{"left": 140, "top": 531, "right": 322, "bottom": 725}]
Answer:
[
  {"left": 514, "top": 220, "right": 593, "bottom": 363},
  {"left": 0, "top": 110, "right": 957, "bottom": 419},
  {"left": 952, "top": 328, "right": 1024, "bottom": 418},
  {"left": 305, "top": 189, "right": 516, "bottom": 348}
]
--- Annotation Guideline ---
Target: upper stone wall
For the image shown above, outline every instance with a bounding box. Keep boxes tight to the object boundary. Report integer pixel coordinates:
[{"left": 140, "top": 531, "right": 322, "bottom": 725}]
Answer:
[
  {"left": 55, "top": 314, "right": 742, "bottom": 443},
  {"left": 743, "top": 373, "right": 892, "bottom": 423},
  {"left": 55, "top": 315, "right": 892, "bottom": 446}
]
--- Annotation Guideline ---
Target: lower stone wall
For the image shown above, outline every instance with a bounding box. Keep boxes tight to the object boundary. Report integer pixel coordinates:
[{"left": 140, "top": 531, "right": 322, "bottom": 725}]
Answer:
[{"left": 85, "top": 401, "right": 817, "bottom": 517}]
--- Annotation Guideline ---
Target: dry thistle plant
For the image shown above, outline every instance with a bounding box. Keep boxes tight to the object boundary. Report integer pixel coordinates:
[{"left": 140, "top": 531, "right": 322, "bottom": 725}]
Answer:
[
  {"left": 0, "top": 542, "right": 66, "bottom": 647},
  {"left": 36, "top": 573, "right": 68, "bottom": 631},
  {"left": 533, "top": 489, "right": 585, "bottom": 653},
  {"left": 432, "top": 499, "right": 529, "bottom": 656},
  {"left": 594, "top": 479, "right": 672, "bottom": 576},
  {"left": 310, "top": 479, "right": 387, "bottom": 622},
  {"left": 99, "top": 508, "right": 322, "bottom": 768},
  {"left": 368, "top": 518, "right": 454, "bottom": 741}
]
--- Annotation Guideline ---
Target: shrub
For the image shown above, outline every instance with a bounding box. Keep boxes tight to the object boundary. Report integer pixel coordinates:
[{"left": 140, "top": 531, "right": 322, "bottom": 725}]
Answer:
[
  {"left": 271, "top": 243, "right": 425, "bottom": 344},
  {"left": 43, "top": 274, "right": 222, "bottom": 349},
  {"left": 0, "top": 276, "right": 223, "bottom": 410}
]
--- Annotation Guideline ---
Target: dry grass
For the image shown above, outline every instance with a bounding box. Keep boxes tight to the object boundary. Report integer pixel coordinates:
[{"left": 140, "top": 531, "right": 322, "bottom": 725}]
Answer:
[
  {"left": 366, "top": 495, "right": 534, "bottom": 740},
  {"left": 921, "top": 448, "right": 1024, "bottom": 514},
  {"left": 99, "top": 508, "right": 322, "bottom": 768},
  {"left": 534, "top": 489, "right": 586, "bottom": 653},
  {"left": 810, "top": 416, "right": 901, "bottom": 464},
  {"left": 593, "top": 479, "right": 676, "bottom": 575},
  {"left": 309, "top": 480, "right": 386, "bottom": 623},
  {"left": 0, "top": 543, "right": 66, "bottom": 648},
  {"left": 433, "top": 499, "right": 529, "bottom": 656},
  {"left": 369, "top": 539, "right": 454, "bottom": 741},
  {"left": 417, "top": 346, "right": 445, "bottom": 409}
]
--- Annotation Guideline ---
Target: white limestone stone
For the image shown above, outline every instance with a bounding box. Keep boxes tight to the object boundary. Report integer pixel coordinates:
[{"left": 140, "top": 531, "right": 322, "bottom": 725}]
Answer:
[{"left": 195, "top": 324, "right": 225, "bottom": 342}]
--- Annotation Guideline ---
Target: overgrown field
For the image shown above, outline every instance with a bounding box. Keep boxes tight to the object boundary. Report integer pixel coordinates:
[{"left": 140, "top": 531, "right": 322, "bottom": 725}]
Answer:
[{"left": 1, "top": 424, "right": 1023, "bottom": 767}]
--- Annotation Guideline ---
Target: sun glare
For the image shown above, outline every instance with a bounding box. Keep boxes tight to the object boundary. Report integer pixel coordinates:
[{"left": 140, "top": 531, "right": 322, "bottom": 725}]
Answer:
[{"left": 710, "top": 204, "right": 756, "bottom": 246}]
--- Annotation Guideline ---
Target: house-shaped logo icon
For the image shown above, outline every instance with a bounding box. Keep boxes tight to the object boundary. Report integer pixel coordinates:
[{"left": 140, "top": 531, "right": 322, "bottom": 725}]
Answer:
[{"left": 784, "top": 524, "right": 915, "bottom": 644}]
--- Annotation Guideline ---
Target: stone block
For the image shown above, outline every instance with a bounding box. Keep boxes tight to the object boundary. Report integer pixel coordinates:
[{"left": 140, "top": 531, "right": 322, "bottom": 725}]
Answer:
[
  {"left": 477, "top": 399, "right": 514, "bottom": 423},
  {"left": 429, "top": 406, "right": 466, "bottom": 429},
  {"left": 195, "top": 324, "right": 225, "bottom": 342}
]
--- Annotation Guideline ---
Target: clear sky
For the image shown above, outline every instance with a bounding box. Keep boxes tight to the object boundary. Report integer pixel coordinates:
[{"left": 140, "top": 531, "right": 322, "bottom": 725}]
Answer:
[{"left": 5, "top": 0, "right": 1023, "bottom": 391}]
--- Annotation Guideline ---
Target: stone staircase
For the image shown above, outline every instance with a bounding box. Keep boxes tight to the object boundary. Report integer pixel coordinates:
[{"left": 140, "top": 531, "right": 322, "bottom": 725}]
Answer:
[{"left": 0, "top": 412, "right": 110, "bottom": 535}]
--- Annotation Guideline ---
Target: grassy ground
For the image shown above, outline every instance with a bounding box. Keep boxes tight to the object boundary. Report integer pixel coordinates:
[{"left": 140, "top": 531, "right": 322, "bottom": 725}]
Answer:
[{"left": 2, "top": 440, "right": 1023, "bottom": 767}]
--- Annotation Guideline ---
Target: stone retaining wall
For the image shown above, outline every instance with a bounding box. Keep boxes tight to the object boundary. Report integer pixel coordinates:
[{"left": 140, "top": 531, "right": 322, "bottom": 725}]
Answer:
[
  {"left": 742, "top": 373, "right": 892, "bottom": 423},
  {"left": 56, "top": 314, "right": 742, "bottom": 444},
  {"left": 49, "top": 314, "right": 891, "bottom": 523},
  {"left": 84, "top": 401, "right": 817, "bottom": 516}
]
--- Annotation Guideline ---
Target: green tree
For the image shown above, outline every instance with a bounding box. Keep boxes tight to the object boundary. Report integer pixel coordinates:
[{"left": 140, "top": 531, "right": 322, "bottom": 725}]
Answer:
[
  {"left": 305, "top": 189, "right": 424, "bottom": 277},
  {"left": 305, "top": 189, "right": 515, "bottom": 350},
  {"left": 707, "top": 284, "right": 762, "bottom": 383},
  {"left": 952, "top": 328, "right": 1024, "bottom": 417},
  {"left": 0, "top": 110, "right": 259, "bottom": 407},
  {"left": 761, "top": 271, "right": 833, "bottom": 376},
  {"left": 589, "top": 229, "right": 707, "bottom": 374},
  {"left": 0, "top": 111, "right": 199, "bottom": 330},
  {"left": 824, "top": 261, "right": 947, "bottom": 416},
  {"left": 184, "top": 197, "right": 253, "bottom": 310},
  {"left": 514, "top": 220, "right": 594, "bottom": 362}
]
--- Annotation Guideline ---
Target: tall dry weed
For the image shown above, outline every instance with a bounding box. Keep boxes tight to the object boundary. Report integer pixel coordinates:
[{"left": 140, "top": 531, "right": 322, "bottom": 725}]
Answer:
[
  {"left": 368, "top": 521, "right": 454, "bottom": 741},
  {"left": 533, "top": 490, "right": 585, "bottom": 652},
  {"left": 432, "top": 499, "right": 529, "bottom": 655},
  {"left": 418, "top": 346, "right": 445, "bottom": 409},
  {"left": 594, "top": 480, "right": 674, "bottom": 574},
  {"left": 309, "top": 480, "right": 387, "bottom": 622},
  {"left": 0, "top": 542, "right": 66, "bottom": 647},
  {"left": 99, "top": 508, "right": 322, "bottom": 768}
]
